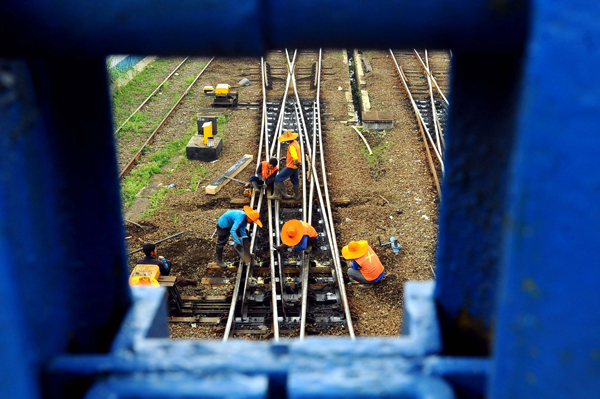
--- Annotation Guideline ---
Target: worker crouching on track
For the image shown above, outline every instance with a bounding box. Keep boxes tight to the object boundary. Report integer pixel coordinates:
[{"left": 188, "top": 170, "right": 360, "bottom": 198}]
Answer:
[
  {"left": 137, "top": 242, "right": 198, "bottom": 287},
  {"left": 342, "top": 240, "right": 385, "bottom": 285},
  {"left": 275, "top": 219, "right": 318, "bottom": 252},
  {"left": 216, "top": 206, "right": 262, "bottom": 267},
  {"left": 249, "top": 157, "right": 279, "bottom": 195},
  {"left": 269, "top": 130, "right": 301, "bottom": 201}
]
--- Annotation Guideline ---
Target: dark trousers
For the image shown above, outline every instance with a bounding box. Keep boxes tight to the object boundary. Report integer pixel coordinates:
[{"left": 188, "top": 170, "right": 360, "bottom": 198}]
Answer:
[
  {"left": 275, "top": 167, "right": 299, "bottom": 185},
  {"left": 348, "top": 268, "right": 377, "bottom": 284},
  {"left": 249, "top": 174, "right": 276, "bottom": 194},
  {"left": 216, "top": 225, "right": 231, "bottom": 250}
]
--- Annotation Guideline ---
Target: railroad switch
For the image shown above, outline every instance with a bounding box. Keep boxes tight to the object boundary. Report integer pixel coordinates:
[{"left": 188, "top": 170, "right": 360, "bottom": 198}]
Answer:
[{"left": 204, "top": 83, "right": 239, "bottom": 107}]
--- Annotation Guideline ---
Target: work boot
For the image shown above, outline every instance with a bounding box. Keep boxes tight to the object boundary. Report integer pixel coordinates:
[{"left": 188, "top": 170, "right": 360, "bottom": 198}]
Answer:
[
  {"left": 268, "top": 181, "right": 290, "bottom": 200},
  {"left": 293, "top": 184, "right": 301, "bottom": 200},
  {"left": 274, "top": 243, "right": 289, "bottom": 252},
  {"left": 216, "top": 246, "right": 227, "bottom": 268},
  {"left": 280, "top": 182, "right": 293, "bottom": 199},
  {"left": 251, "top": 180, "right": 261, "bottom": 191}
]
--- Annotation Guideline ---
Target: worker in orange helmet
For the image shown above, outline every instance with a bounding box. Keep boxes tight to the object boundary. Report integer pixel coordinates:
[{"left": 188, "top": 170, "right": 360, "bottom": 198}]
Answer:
[
  {"left": 268, "top": 130, "right": 301, "bottom": 201},
  {"left": 342, "top": 240, "right": 385, "bottom": 284},
  {"left": 249, "top": 157, "right": 279, "bottom": 195},
  {"left": 274, "top": 219, "right": 318, "bottom": 252},
  {"left": 216, "top": 206, "right": 262, "bottom": 267}
]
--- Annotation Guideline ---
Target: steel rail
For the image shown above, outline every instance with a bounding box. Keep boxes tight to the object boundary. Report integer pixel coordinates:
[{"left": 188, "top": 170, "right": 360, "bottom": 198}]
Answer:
[
  {"left": 390, "top": 50, "right": 444, "bottom": 171},
  {"left": 246, "top": 56, "right": 282, "bottom": 340},
  {"left": 311, "top": 49, "right": 355, "bottom": 339},
  {"left": 423, "top": 50, "right": 443, "bottom": 156},
  {"left": 389, "top": 49, "right": 442, "bottom": 202},
  {"left": 286, "top": 49, "right": 309, "bottom": 218},
  {"left": 119, "top": 57, "right": 215, "bottom": 179},
  {"left": 283, "top": 49, "right": 313, "bottom": 339},
  {"left": 222, "top": 259, "right": 244, "bottom": 341},
  {"left": 272, "top": 50, "right": 296, "bottom": 279},
  {"left": 268, "top": 56, "right": 294, "bottom": 158},
  {"left": 413, "top": 49, "right": 449, "bottom": 106},
  {"left": 289, "top": 50, "right": 354, "bottom": 339},
  {"left": 393, "top": 52, "right": 445, "bottom": 172},
  {"left": 425, "top": 50, "right": 446, "bottom": 153},
  {"left": 114, "top": 57, "right": 190, "bottom": 136}
]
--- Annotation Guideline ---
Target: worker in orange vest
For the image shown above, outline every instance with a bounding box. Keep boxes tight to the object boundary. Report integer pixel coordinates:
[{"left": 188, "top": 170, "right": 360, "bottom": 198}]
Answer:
[
  {"left": 342, "top": 241, "right": 385, "bottom": 284},
  {"left": 274, "top": 219, "right": 318, "bottom": 252},
  {"left": 249, "top": 157, "right": 279, "bottom": 195},
  {"left": 268, "top": 130, "right": 301, "bottom": 201}
]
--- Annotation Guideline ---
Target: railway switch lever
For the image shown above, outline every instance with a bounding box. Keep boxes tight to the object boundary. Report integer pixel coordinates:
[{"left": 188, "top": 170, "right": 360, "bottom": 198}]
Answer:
[{"left": 378, "top": 235, "right": 402, "bottom": 255}]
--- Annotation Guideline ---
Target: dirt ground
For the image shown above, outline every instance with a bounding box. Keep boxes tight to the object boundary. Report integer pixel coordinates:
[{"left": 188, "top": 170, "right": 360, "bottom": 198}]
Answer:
[{"left": 120, "top": 49, "right": 447, "bottom": 339}]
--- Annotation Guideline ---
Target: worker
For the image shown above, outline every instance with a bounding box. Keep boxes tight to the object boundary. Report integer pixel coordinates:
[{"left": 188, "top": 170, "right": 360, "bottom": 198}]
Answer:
[
  {"left": 274, "top": 219, "right": 318, "bottom": 252},
  {"left": 216, "top": 206, "right": 262, "bottom": 267},
  {"left": 249, "top": 157, "right": 279, "bottom": 196},
  {"left": 342, "top": 240, "right": 385, "bottom": 285},
  {"left": 268, "top": 130, "right": 301, "bottom": 201},
  {"left": 137, "top": 242, "right": 198, "bottom": 287}
]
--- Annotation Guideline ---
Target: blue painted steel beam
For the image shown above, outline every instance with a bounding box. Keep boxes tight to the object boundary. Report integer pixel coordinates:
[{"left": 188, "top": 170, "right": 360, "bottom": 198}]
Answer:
[
  {"left": 491, "top": 0, "right": 600, "bottom": 397},
  {"left": 435, "top": 51, "right": 526, "bottom": 356},
  {"left": 47, "top": 284, "right": 489, "bottom": 399},
  {"left": 0, "top": 58, "right": 132, "bottom": 399},
  {"left": 0, "top": 0, "right": 527, "bottom": 56}
]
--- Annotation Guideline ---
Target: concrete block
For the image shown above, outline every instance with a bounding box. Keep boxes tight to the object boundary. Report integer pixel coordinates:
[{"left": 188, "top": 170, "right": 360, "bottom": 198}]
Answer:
[
  {"left": 186, "top": 135, "right": 223, "bottom": 162},
  {"left": 360, "top": 90, "right": 371, "bottom": 113}
]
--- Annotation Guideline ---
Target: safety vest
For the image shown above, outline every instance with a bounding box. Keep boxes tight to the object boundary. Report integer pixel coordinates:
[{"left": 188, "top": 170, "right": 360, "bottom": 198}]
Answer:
[
  {"left": 261, "top": 161, "right": 278, "bottom": 179},
  {"left": 300, "top": 221, "right": 318, "bottom": 238},
  {"left": 354, "top": 245, "right": 384, "bottom": 281},
  {"left": 286, "top": 140, "right": 301, "bottom": 169}
]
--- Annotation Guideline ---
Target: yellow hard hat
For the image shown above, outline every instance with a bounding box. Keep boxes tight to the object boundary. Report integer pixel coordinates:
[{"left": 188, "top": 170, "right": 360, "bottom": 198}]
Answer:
[{"left": 342, "top": 241, "right": 369, "bottom": 259}]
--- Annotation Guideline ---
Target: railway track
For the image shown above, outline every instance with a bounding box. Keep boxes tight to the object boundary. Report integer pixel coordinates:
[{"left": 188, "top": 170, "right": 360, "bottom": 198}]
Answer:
[
  {"left": 166, "top": 49, "right": 355, "bottom": 340},
  {"left": 389, "top": 49, "right": 451, "bottom": 201},
  {"left": 116, "top": 57, "right": 214, "bottom": 179}
]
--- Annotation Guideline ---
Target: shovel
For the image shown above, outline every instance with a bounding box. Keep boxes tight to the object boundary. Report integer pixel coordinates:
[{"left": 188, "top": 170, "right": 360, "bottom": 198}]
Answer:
[{"left": 234, "top": 236, "right": 252, "bottom": 264}]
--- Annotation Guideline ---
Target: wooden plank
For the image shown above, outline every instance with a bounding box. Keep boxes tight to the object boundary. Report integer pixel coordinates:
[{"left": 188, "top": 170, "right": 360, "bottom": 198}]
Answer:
[
  {"left": 180, "top": 295, "right": 205, "bottom": 301},
  {"left": 198, "top": 317, "right": 223, "bottom": 324},
  {"left": 169, "top": 317, "right": 196, "bottom": 323},
  {"left": 206, "top": 154, "right": 253, "bottom": 195},
  {"left": 201, "top": 277, "right": 231, "bottom": 286},
  {"left": 158, "top": 276, "right": 177, "bottom": 282}
]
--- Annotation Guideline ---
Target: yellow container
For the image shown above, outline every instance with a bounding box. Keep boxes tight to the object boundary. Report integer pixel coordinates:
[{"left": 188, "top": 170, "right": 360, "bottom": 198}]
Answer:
[
  {"left": 129, "top": 264, "right": 161, "bottom": 281},
  {"left": 203, "top": 121, "right": 213, "bottom": 145},
  {"left": 215, "top": 84, "right": 230, "bottom": 95},
  {"left": 203, "top": 86, "right": 214, "bottom": 93}
]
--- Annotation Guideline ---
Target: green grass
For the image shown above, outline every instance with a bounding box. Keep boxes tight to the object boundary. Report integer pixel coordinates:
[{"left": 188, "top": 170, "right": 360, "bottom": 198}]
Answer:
[
  {"left": 121, "top": 118, "right": 201, "bottom": 209},
  {"left": 216, "top": 113, "right": 231, "bottom": 144},
  {"left": 142, "top": 187, "right": 170, "bottom": 218},
  {"left": 120, "top": 112, "right": 150, "bottom": 136},
  {"left": 189, "top": 164, "right": 209, "bottom": 190},
  {"left": 360, "top": 131, "right": 390, "bottom": 168},
  {"left": 122, "top": 164, "right": 163, "bottom": 207},
  {"left": 111, "top": 58, "right": 176, "bottom": 126}
]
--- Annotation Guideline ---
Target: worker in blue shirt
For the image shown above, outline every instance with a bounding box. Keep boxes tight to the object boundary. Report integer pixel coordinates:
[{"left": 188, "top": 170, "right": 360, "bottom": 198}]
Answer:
[{"left": 216, "top": 206, "right": 262, "bottom": 267}]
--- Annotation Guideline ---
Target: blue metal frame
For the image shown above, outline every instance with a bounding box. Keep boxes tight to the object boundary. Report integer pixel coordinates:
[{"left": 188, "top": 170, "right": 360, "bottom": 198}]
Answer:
[{"left": 1, "top": 0, "right": 599, "bottom": 397}]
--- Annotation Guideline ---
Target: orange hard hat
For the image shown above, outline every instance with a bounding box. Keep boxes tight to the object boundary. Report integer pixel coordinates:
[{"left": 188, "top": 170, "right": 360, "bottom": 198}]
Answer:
[
  {"left": 281, "top": 219, "right": 305, "bottom": 246},
  {"left": 278, "top": 130, "right": 298, "bottom": 142},
  {"left": 342, "top": 241, "right": 369, "bottom": 259},
  {"left": 244, "top": 206, "right": 263, "bottom": 228}
]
